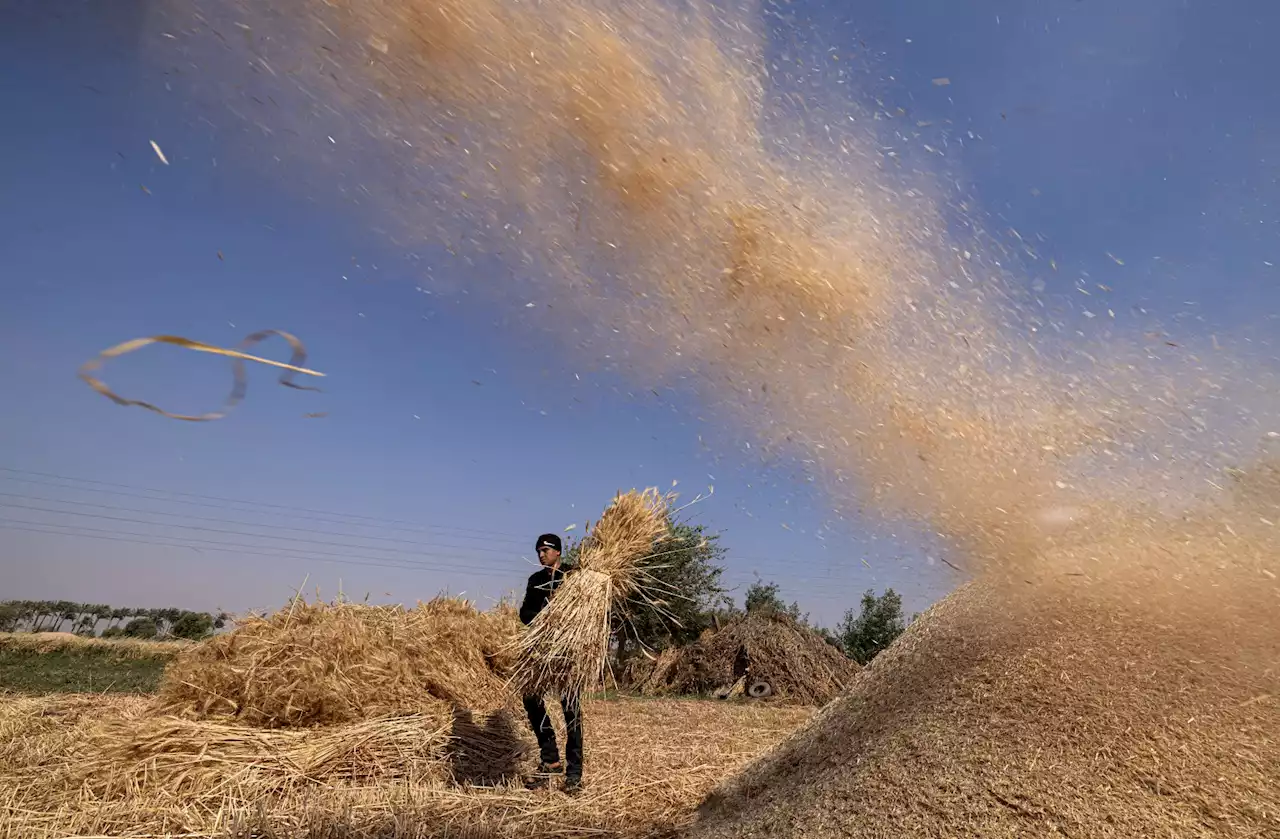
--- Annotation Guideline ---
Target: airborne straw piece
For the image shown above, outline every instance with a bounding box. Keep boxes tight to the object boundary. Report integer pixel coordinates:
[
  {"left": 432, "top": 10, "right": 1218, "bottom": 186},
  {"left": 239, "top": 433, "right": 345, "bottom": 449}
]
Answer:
[
  {"left": 509, "top": 488, "right": 672, "bottom": 698},
  {"left": 78, "top": 330, "right": 325, "bottom": 422}
]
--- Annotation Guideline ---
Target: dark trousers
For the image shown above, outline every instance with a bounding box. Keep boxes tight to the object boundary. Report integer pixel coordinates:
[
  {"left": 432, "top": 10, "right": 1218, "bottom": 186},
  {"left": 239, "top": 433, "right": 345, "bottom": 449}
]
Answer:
[{"left": 522, "top": 693, "right": 583, "bottom": 778}]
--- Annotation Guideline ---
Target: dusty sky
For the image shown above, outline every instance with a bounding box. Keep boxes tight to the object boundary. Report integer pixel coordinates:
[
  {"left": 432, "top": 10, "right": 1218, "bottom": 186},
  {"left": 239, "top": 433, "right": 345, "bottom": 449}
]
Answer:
[{"left": 1, "top": 0, "right": 1276, "bottom": 626}]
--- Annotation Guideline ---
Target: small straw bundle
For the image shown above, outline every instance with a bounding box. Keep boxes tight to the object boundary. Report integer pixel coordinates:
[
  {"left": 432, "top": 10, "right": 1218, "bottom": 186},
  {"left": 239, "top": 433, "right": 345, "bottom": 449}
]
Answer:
[
  {"left": 78, "top": 713, "right": 457, "bottom": 803},
  {"left": 509, "top": 488, "right": 671, "bottom": 698}
]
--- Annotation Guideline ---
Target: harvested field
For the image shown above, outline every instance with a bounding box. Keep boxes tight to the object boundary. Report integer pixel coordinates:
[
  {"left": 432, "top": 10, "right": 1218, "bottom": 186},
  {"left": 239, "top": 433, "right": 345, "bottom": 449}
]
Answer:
[
  {"left": 0, "top": 592, "right": 816, "bottom": 837},
  {"left": 0, "top": 691, "right": 812, "bottom": 838},
  {"left": 0, "top": 631, "right": 189, "bottom": 659},
  {"left": 0, "top": 632, "right": 186, "bottom": 695},
  {"left": 633, "top": 612, "right": 858, "bottom": 706}
]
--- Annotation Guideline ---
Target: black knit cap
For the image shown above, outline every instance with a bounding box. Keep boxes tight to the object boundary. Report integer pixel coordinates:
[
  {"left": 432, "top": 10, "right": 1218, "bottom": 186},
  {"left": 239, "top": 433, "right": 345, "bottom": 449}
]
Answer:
[{"left": 535, "top": 533, "right": 562, "bottom": 553}]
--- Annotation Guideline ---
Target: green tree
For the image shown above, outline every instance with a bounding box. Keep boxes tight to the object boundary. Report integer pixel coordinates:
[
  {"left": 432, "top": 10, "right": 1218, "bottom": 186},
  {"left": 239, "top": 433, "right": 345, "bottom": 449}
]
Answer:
[
  {"left": 610, "top": 522, "right": 733, "bottom": 661},
  {"left": 836, "top": 588, "right": 907, "bottom": 665},
  {"left": 743, "top": 578, "right": 807, "bottom": 624},
  {"left": 91, "top": 604, "right": 112, "bottom": 634},
  {"left": 107, "top": 607, "right": 129, "bottom": 631},
  {"left": 28, "top": 601, "right": 54, "bottom": 632},
  {"left": 122, "top": 617, "right": 159, "bottom": 639},
  {"left": 170, "top": 611, "right": 215, "bottom": 640},
  {"left": 57, "top": 602, "right": 78, "bottom": 634}
]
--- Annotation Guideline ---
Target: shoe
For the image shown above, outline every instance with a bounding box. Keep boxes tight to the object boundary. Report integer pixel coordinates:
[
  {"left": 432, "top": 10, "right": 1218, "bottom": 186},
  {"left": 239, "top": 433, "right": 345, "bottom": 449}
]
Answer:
[
  {"left": 563, "top": 774, "right": 584, "bottom": 795},
  {"left": 525, "top": 761, "right": 563, "bottom": 790}
]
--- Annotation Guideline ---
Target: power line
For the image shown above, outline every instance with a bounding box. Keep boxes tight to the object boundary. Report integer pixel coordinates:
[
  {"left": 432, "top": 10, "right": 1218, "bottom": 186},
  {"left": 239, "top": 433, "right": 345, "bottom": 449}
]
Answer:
[
  {"left": 0, "top": 520, "right": 532, "bottom": 582},
  {"left": 4, "top": 519, "right": 904, "bottom": 615},
  {"left": 0, "top": 503, "right": 533, "bottom": 574},
  {"left": 717, "top": 566, "right": 953, "bottom": 589},
  {"left": 0, "top": 493, "right": 948, "bottom": 590},
  {"left": 0, "top": 491, "right": 527, "bottom": 556},
  {"left": 0, "top": 467, "right": 532, "bottom": 543},
  {"left": 0, "top": 504, "right": 912, "bottom": 592},
  {"left": 3, "top": 520, "right": 939, "bottom": 612},
  {"left": 0, "top": 473, "right": 530, "bottom": 548},
  {"left": 0, "top": 468, "right": 951, "bottom": 592},
  {"left": 0, "top": 466, "right": 924, "bottom": 575}
]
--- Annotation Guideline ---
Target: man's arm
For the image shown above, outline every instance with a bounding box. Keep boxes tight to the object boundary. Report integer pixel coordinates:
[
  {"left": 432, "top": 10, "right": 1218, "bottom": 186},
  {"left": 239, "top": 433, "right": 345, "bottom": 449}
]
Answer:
[{"left": 518, "top": 572, "right": 539, "bottom": 625}]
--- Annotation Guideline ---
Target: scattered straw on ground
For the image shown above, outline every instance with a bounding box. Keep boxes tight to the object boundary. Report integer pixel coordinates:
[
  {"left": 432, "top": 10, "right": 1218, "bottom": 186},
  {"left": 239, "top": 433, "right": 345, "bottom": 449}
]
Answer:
[
  {"left": 0, "top": 692, "right": 811, "bottom": 838},
  {"left": 154, "top": 596, "right": 520, "bottom": 727},
  {"left": 633, "top": 612, "right": 858, "bottom": 706}
]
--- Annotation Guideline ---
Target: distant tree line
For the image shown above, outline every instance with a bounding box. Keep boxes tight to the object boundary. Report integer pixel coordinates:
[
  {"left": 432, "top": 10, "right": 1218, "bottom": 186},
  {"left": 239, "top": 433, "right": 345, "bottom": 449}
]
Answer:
[{"left": 0, "top": 600, "right": 227, "bottom": 641}]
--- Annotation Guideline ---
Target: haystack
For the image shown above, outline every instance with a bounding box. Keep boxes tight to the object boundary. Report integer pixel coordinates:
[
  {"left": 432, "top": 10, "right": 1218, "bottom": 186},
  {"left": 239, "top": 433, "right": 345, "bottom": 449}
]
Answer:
[
  {"left": 689, "top": 549, "right": 1280, "bottom": 838},
  {"left": 83, "top": 596, "right": 537, "bottom": 795},
  {"left": 639, "top": 612, "right": 858, "bottom": 706},
  {"left": 511, "top": 487, "right": 671, "bottom": 697},
  {"left": 155, "top": 596, "right": 520, "bottom": 726}
]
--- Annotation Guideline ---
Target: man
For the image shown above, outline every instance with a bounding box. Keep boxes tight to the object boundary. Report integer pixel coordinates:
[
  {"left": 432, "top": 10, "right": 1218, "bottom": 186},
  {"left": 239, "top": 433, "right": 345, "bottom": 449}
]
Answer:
[{"left": 519, "top": 532, "right": 584, "bottom": 793}]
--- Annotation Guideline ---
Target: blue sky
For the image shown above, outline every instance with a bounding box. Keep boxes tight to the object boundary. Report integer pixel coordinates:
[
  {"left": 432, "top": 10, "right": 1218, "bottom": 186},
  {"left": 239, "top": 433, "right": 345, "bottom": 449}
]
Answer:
[{"left": 1, "top": 0, "right": 1276, "bottom": 627}]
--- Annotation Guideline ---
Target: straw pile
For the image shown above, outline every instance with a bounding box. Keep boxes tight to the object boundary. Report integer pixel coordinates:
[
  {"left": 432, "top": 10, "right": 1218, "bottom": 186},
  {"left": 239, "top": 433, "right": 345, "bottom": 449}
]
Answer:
[
  {"left": 635, "top": 612, "right": 858, "bottom": 706},
  {"left": 689, "top": 540, "right": 1280, "bottom": 838},
  {"left": 28, "top": 595, "right": 537, "bottom": 811},
  {"left": 0, "top": 596, "right": 548, "bottom": 837},
  {"left": 155, "top": 596, "right": 520, "bottom": 726},
  {"left": 510, "top": 488, "right": 671, "bottom": 697}
]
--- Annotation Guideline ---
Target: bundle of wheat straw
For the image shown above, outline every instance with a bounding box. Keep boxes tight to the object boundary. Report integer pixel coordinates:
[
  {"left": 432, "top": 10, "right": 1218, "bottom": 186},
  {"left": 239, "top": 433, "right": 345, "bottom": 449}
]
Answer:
[
  {"left": 509, "top": 488, "right": 671, "bottom": 698},
  {"left": 73, "top": 712, "right": 457, "bottom": 803}
]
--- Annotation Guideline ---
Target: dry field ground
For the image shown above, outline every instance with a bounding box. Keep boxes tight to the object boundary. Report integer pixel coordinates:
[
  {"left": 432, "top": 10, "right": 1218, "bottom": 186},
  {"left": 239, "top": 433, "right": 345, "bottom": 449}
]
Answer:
[{"left": 0, "top": 637, "right": 813, "bottom": 839}]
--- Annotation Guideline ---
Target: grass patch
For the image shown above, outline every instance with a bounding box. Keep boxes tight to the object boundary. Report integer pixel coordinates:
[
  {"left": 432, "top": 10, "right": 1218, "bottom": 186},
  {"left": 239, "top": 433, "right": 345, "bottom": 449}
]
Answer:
[{"left": 0, "top": 648, "right": 170, "bottom": 694}]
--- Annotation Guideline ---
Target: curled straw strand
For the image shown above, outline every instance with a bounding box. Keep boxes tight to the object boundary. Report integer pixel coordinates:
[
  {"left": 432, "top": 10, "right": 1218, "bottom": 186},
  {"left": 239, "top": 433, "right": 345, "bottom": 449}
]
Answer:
[{"left": 78, "top": 330, "right": 325, "bottom": 422}]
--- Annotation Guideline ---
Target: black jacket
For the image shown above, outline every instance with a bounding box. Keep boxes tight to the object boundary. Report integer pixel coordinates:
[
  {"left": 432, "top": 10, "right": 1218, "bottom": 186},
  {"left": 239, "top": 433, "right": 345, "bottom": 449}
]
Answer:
[{"left": 519, "top": 565, "right": 566, "bottom": 625}]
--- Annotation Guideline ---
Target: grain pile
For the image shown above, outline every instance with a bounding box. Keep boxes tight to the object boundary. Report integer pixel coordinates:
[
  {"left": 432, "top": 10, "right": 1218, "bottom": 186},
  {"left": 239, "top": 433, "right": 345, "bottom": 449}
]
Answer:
[
  {"left": 626, "top": 646, "right": 683, "bottom": 695},
  {"left": 636, "top": 613, "right": 858, "bottom": 706},
  {"left": 689, "top": 506, "right": 1280, "bottom": 838}
]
